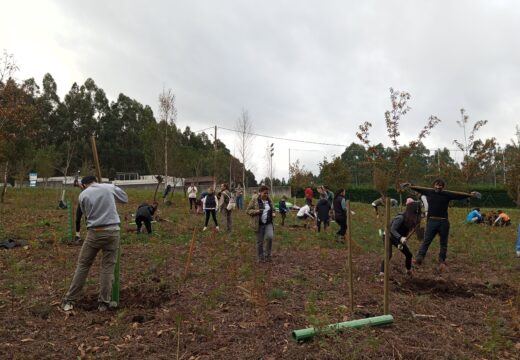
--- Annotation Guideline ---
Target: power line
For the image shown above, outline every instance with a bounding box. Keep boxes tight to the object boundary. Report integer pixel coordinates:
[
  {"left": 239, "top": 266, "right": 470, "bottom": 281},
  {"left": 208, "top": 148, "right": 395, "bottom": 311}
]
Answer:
[
  {"left": 217, "top": 125, "right": 465, "bottom": 152},
  {"left": 218, "top": 126, "right": 348, "bottom": 147}
]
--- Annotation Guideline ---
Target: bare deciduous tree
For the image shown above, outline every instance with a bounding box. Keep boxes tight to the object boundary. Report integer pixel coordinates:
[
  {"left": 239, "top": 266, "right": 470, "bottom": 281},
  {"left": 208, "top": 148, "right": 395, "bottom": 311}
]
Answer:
[
  {"left": 158, "top": 88, "right": 177, "bottom": 184},
  {"left": 235, "top": 109, "right": 254, "bottom": 189},
  {"left": 356, "top": 87, "right": 441, "bottom": 197}
]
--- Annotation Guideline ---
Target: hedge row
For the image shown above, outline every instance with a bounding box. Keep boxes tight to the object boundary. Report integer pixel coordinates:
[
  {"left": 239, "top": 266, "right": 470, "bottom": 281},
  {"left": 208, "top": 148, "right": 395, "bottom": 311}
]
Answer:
[{"left": 292, "top": 186, "right": 517, "bottom": 208}]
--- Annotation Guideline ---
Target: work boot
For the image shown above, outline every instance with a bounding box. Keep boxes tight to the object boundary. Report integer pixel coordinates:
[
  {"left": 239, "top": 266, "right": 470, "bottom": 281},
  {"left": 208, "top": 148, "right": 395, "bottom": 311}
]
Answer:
[
  {"left": 439, "top": 261, "right": 448, "bottom": 272},
  {"left": 414, "top": 256, "right": 423, "bottom": 265}
]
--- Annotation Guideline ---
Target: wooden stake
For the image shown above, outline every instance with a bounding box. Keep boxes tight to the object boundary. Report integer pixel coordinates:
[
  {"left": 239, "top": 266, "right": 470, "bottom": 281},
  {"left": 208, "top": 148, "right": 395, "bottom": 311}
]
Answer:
[
  {"left": 183, "top": 228, "right": 197, "bottom": 280},
  {"left": 383, "top": 197, "right": 391, "bottom": 314},
  {"left": 90, "top": 135, "right": 102, "bottom": 182},
  {"left": 346, "top": 200, "right": 354, "bottom": 316}
]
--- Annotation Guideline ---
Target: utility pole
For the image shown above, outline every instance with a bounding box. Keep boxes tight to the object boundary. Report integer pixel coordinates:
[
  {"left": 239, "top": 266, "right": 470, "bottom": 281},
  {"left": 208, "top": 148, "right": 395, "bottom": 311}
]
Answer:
[
  {"left": 213, "top": 126, "right": 217, "bottom": 188},
  {"left": 288, "top": 148, "right": 291, "bottom": 181},
  {"left": 270, "top": 143, "right": 274, "bottom": 194},
  {"left": 437, "top": 148, "right": 441, "bottom": 175}
]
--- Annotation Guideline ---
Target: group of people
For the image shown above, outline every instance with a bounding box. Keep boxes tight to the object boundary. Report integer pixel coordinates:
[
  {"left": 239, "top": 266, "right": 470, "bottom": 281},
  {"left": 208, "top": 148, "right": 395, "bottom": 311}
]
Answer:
[
  {"left": 465, "top": 208, "right": 511, "bottom": 226},
  {"left": 63, "top": 175, "right": 518, "bottom": 313},
  {"left": 187, "top": 182, "right": 237, "bottom": 232}
]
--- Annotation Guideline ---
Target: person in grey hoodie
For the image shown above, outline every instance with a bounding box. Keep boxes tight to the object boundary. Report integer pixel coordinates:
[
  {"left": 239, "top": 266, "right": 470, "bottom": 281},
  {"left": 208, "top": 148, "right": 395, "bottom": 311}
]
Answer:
[{"left": 62, "top": 175, "right": 128, "bottom": 312}]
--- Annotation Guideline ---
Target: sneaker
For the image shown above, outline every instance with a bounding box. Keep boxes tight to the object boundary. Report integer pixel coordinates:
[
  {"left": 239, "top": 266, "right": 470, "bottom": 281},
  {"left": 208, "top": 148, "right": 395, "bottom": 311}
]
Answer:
[
  {"left": 216, "top": 226, "right": 220, "bottom": 232},
  {"left": 516, "top": 251, "right": 520, "bottom": 258},
  {"left": 406, "top": 269, "right": 414, "bottom": 276},
  {"left": 202, "top": 227, "right": 207, "bottom": 231},
  {"left": 265, "top": 256, "right": 272, "bottom": 262},
  {"left": 98, "top": 303, "right": 108, "bottom": 312},
  {"left": 62, "top": 302, "right": 74, "bottom": 311},
  {"left": 414, "top": 256, "right": 423, "bottom": 265}
]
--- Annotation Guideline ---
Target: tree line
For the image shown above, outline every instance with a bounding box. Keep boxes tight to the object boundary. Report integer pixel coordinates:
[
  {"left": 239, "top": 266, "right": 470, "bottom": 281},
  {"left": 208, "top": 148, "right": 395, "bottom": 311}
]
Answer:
[{"left": 1, "top": 52, "right": 519, "bottom": 204}]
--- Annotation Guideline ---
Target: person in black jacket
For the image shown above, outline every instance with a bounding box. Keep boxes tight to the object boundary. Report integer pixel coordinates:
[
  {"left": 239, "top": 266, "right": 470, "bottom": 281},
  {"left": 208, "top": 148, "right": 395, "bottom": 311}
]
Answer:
[
  {"left": 316, "top": 193, "right": 330, "bottom": 232},
  {"left": 136, "top": 201, "right": 158, "bottom": 234},
  {"left": 379, "top": 201, "right": 421, "bottom": 275},
  {"left": 333, "top": 188, "right": 347, "bottom": 242},
  {"left": 404, "top": 179, "right": 477, "bottom": 268}
]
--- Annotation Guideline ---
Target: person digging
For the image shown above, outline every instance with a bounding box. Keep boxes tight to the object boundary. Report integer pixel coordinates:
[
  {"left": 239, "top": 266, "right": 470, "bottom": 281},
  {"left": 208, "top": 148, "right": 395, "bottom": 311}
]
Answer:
[
  {"left": 62, "top": 175, "right": 128, "bottom": 312},
  {"left": 379, "top": 200, "right": 421, "bottom": 277},
  {"left": 401, "top": 179, "right": 479, "bottom": 271},
  {"left": 135, "top": 201, "right": 158, "bottom": 234}
]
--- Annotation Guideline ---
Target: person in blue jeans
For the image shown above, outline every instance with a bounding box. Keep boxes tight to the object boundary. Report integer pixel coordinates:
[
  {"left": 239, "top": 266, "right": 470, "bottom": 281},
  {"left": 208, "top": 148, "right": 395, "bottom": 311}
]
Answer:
[
  {"left": 516, "top": 224, "right": 520, "bottom": 257},
  {"left": 403, "top": 179, "right": 477, "bottom": 269}
]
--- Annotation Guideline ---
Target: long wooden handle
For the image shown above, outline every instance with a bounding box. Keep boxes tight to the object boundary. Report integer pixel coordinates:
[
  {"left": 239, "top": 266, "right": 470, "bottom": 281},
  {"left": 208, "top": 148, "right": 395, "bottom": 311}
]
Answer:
[{"left": 90, "top": 135, "right": 102, "bottom": 182}]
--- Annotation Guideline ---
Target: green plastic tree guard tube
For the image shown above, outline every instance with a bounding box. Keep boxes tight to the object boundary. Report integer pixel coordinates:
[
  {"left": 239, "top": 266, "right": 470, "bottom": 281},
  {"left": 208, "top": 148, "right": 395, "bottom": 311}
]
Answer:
[
  {"left": 65, "top": 200, "right": 72, "bottom": 243},
  {"left": 291, "top": 315, "right": 394, "bottom": 341},
  {"left": 111, "top": 245, "right": 121, "bottom": 307}
]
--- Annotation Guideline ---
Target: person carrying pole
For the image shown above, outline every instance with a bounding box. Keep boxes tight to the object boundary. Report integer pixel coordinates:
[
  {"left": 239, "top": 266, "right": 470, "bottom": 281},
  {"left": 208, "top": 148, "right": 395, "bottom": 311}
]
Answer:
[
  {"left": 62, "top": 175, "right": 128, "bottom": 312},
  {"left": 402, "top": 178, "right": 478, "bottom": 270},
  {"left": 379, "top": 201, "right": 421, "bottom": 276}
]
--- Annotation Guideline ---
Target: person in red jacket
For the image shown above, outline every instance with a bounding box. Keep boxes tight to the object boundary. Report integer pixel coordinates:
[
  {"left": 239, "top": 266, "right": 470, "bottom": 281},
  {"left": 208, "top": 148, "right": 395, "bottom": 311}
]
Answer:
[{"left": 304, "top": 187, "right": 313, "bottom": 206}]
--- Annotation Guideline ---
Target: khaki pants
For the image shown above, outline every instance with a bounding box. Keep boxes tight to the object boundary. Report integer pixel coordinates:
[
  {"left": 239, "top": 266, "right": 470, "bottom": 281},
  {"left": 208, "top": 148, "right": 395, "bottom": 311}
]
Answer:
[{"left": 64, "top": 230, "right": 120, "bottom": 304}]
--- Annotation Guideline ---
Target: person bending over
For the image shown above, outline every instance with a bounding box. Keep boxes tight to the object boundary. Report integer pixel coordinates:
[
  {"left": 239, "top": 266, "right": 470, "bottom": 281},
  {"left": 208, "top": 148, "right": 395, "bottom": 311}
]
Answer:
[
  {"left": 466, "top": 208, "right": 483, "bottom": 224},
  {"left": 379, "top": 201, "right": 421, "bottom": 276},
  {"left": 296, "top": 203, "right": 315, "bottom": 228},
  {"left": 371, "top": 197, "right": 398, "bottom": 218},
  {"left": 494, "top": 210, "right": 511, "bottom": 226},
  {"left": 62, "top": 175, "right": 128, "bottom": 312},
  {"left": 136, "top": 201, "right": 158, "bottom": 234}
]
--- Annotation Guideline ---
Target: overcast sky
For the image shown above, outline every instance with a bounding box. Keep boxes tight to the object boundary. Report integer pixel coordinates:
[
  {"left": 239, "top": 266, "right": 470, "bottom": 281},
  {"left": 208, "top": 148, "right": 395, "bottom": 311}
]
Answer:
[{"left": 2, "top": 0, "right": 519, "bottom": 181}]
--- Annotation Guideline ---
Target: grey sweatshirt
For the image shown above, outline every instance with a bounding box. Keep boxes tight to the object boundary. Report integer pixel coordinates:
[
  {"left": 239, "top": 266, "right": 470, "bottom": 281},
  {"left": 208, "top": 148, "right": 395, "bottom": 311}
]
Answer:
[{"left": 79, "top": 183, "right": 128, "bottom": 229}]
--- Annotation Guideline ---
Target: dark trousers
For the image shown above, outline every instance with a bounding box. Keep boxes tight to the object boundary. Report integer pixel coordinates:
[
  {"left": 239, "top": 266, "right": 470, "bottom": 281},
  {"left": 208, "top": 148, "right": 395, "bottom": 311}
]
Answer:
[
  {"left": 136, "top": 216, "right": 152, "bottom": 234},
  {"left": 380, "top": 236, "right": 413, "bottom": 272},
  {"left": 317, "top": 219, "right": 329, "bottom": 232},
  {"left": 417, "top": 218, "right": 450, "bottom": 262},
  {"left": 280, "top": 212, "right": 287, "bottom": 226},
  {"left": 336, "top": 218, "right": 347, "bottom": 237},
  {"left": 189, "top": 198, "right": 196, "bottom": 210},
  {"left": 204, "top": 210, "right": 218, "bottom": 227}
]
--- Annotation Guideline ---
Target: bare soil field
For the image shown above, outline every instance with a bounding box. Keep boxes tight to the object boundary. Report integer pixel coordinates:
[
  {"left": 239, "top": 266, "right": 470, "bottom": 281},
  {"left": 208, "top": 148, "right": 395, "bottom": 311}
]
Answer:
[{"left": 1, "top": 188, "right": 519, "bottom": 359}]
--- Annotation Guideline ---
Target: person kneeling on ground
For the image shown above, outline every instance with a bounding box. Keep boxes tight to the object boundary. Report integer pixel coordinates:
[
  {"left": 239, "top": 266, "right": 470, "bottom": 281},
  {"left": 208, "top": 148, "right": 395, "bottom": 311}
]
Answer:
[
  {"left": 316, "top": 193, "right": 330, "bottom": 232},
  {"left": 494, "top": 210, "right": 511, "bottom": 226},
  {"left": 465, "top": 208, "right": 483, "bottom": 224},
  {"left": 379, "top": 201, "right": 421, "bottom": 276},
  {"left": 136, "top": 201, "right": 158, "bottom": 234},
  {"left": 62, "top": 175, "right": 128, "bottom": 312},
  {"left": 296, "top": 203, "right": 315, "bottom": 228},
  {"left": 247, "top": 185, "right": 275, "bottom": 262}
]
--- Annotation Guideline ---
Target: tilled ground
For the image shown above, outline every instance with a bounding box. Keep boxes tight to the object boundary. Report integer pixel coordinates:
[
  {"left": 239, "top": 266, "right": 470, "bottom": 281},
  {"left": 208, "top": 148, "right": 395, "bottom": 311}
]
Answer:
[{"left": 1, "top": 193, "right": 519, "bottom": 359}]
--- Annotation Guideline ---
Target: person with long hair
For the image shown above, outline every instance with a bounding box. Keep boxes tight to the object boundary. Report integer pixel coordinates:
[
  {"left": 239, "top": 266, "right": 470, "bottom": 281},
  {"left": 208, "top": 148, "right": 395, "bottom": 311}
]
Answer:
[
  {"left": 202, "top": 187, "right": 219, "bottom": 231},
  {"left": 218, "top": 183, "right": 233, "bottom": 232},
  {"left": 247, "top": 185, "right": 275, "bottom": 262},
  {"left": 379, "top": 201, "right": 421, "bottom": 275},
  {"left": 333, "top": 188, "right": 347, "bottom": 242}
]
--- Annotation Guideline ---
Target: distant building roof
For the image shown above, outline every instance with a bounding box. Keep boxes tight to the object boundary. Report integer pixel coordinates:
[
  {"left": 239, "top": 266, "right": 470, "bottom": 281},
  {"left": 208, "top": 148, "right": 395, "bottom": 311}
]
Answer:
[{"left": 184, "top": 176, "right": 215, "bottom": 183}]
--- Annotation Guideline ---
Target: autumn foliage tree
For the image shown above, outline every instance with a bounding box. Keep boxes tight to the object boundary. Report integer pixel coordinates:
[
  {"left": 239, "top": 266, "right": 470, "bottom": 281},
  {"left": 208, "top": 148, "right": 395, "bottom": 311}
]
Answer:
[{"left": 356, "top": 87, "right": 441, "bottom": 197}]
